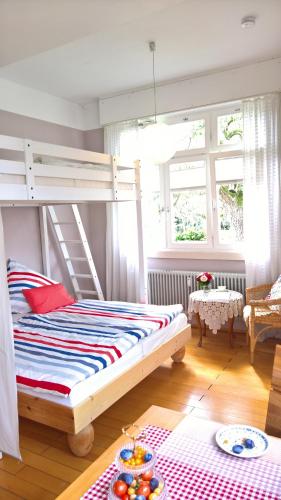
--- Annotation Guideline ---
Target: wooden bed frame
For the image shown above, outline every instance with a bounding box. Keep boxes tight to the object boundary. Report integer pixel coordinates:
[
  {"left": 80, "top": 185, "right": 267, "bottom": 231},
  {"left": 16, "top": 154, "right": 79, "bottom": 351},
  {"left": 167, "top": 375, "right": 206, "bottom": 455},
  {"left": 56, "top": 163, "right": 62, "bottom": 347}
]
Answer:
[
  {"left": 18, "top": 325, "right": 191, "bottom": 456},
  {"left": 0, "top": 134, "right": 191, "bottom": 457}
]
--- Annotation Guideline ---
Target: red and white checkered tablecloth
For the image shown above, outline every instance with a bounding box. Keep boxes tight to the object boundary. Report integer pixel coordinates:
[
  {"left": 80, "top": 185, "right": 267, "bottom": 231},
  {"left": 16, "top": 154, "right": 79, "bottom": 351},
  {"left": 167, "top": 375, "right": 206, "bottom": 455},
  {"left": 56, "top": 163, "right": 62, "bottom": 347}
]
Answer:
[{"left": 82, "top": 425, "right": 281, "bottom": 500}]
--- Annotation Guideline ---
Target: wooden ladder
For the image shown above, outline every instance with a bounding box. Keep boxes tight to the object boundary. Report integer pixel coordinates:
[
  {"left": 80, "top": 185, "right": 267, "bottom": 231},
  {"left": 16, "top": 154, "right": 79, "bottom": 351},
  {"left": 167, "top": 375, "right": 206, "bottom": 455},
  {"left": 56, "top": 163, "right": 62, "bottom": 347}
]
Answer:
[{"left": 46, "top": 205, "right": 104, "bottom": 301}]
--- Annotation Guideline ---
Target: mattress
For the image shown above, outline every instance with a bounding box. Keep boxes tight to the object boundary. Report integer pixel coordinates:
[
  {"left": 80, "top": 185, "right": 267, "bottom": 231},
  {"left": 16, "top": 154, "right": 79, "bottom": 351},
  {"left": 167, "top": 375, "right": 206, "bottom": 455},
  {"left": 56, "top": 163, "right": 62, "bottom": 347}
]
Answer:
[
  {"left": 14, "top": 299, "right": 183, "bottom": 397},
  {"left": 18, "top": 312, "right": 188, "bottom": 408}
]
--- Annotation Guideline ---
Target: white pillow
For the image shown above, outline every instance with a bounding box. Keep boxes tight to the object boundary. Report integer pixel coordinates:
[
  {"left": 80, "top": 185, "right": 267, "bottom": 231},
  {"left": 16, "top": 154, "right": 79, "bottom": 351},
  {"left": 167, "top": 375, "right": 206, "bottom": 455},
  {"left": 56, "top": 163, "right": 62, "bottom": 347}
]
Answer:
[
  {"left": 7, "top": 259, "right": 57, "bottom": 314},
  {"left": 267, "top": 274, "right": 281, "bottom": 313}
]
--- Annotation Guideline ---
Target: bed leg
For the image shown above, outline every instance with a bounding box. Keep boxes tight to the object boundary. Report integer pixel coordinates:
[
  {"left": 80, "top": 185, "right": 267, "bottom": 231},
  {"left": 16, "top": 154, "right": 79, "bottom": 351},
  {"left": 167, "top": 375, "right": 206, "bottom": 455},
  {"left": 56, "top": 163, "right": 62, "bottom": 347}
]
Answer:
[
  {"left": 67, "top": 423, "right": 95, "bottom": 457},
  {"left": 171, "top": 346, "right": 186, "bottom": 363}
]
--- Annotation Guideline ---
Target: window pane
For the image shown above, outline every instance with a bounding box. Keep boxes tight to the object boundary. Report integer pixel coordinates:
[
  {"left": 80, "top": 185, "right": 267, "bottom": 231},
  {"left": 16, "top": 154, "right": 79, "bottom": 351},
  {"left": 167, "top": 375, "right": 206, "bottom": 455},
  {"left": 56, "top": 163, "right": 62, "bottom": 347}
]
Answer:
[
  {"left": 170, "top": 161, "right": 207, "bottom": 242},
  {"left": 215, "top": 158, "right": 243, "bottom": 244},
  {"left": 170, "top": 119, "right": 205, "bottom": 151},
  {"left": 217, "top": 112, "right": 243, "bottom": 146}
]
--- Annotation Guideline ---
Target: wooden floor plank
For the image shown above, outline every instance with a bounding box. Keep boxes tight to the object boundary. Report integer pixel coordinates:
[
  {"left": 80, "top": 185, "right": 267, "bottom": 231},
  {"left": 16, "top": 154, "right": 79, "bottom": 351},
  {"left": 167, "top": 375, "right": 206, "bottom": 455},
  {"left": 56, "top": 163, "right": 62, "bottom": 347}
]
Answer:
[
  {"left": 0, "top": 469, "right": 54, "bottom": 500},
  {"left": 16, "top": 466, "right": 69, "bottom": 495},
  {"left": 19, "top": 449, "right": 80, "bottom": 483},
  {"left": 42, "top": 447, "right": 92, "bottom": 473},
  {"left": 0, "top": 328, "right": 277, "bottom": 499},
  {"left": 0, "top": 488, "right": 24, "bottom": 500}
]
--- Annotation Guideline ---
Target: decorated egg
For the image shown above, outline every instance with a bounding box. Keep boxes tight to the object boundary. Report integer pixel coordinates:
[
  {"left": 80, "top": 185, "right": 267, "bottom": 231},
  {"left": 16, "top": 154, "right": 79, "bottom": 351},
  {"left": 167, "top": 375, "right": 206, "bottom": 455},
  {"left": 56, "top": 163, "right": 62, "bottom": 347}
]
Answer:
[
  {"left": 232, "top": 444, "right": 244, "bottom": 454},
  {"left": 118, "top": 473, "right": 134, "bottom": 485},
  {"left": 149, "top": 478, "right": 159, "bottom": 491},
  {"left": 144, "top": 452, "right": 152, "bottom": 462},
  {"left": 120, "top": 449, "right": 134, "bottom": 461},
  {"left": 135, "top": 496, "right": 146, "bottom": 500},
  {"left": 113, "top": 480, "right": 128, "bottom": 497},
  {"left": 148, "top": 494, "right": 157, "bottom": 500},
  {"left": 136, "top": 483, "right": 151, "bottom": 497},
  {"left": 141, "top": 470, "right": 153, "bottom": 481},
  {"left": 121, "top": 495, "right": 130, "bottom": 500},
  {"left": 153, "top": 488, "right": 161, "bottom": 495},
  {"left": 244, "top": 438, "right": 255, "bottom": 449}
]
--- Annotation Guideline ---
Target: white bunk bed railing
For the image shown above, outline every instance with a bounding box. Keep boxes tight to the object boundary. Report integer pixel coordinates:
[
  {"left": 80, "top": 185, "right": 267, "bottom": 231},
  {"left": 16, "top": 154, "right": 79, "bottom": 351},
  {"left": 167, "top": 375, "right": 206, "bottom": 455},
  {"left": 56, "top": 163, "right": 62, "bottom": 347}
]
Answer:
[{"left": 0, "top": 134, "right": 138, "bottom": 203}]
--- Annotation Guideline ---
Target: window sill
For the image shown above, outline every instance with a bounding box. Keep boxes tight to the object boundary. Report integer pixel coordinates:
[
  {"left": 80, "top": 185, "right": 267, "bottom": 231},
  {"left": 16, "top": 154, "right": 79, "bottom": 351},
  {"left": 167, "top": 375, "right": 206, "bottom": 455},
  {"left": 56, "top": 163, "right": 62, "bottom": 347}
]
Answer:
[{"left": 147, "top": 249, "right": 244, "bottom": 261}]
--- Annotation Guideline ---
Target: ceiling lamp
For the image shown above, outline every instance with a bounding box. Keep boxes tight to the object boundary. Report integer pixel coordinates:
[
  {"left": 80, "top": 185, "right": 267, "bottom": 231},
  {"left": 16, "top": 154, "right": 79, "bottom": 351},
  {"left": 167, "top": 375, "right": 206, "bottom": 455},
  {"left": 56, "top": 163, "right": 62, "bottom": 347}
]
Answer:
[{"left": 140, "top": 41, "right": 176, "bottom": 165}]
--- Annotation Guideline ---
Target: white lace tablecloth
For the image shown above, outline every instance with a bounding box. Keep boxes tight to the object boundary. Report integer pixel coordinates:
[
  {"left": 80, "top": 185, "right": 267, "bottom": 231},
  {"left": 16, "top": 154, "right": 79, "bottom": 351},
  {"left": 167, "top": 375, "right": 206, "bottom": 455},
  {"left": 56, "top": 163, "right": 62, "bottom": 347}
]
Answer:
[{"left": 188, "top": 290, "right": 244, "bottom": 334}]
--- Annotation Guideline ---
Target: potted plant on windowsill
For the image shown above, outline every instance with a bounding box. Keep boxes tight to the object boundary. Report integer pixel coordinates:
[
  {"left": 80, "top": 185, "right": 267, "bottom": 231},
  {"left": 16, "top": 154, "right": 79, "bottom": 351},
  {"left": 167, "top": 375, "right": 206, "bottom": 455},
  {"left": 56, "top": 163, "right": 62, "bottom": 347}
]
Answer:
[{"left": 196, "top": 272, "right": 213, "bottom": 292}]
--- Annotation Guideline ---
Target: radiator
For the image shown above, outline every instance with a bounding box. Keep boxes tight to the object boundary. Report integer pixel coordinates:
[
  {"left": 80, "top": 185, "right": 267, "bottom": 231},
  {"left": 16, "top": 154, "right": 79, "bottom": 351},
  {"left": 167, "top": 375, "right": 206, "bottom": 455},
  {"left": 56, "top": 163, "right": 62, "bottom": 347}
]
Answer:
[{"left": 148, "top": 269, "right": 246, "bottom": 311}]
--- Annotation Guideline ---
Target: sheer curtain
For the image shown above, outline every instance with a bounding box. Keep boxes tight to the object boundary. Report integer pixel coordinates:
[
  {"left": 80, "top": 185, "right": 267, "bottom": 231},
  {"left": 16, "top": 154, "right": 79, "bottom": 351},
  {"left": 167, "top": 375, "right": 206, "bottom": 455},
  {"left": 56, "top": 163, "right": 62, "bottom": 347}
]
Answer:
[
  {"left": 0, "top": 210, "right": 20, "bottom": 459},
  {"left": 243, "top": 93, "right": 281, "bottom": 286},
  {"left": 105, "top": 122, "right": 147, "bottom": 303}
]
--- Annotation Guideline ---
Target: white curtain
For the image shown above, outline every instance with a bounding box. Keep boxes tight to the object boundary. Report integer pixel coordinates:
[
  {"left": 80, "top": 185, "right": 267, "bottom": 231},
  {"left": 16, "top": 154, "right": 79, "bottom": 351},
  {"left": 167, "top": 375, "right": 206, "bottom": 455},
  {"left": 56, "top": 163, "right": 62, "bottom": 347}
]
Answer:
[
  {"left": 105, "top": 122, "right": 147, "bottom": 303},
  {"left": 243, "top": 93, "right": 281, "bottom": 286},
  {"left": 0, "top": 210, "right": 20, "bottom": 459}
]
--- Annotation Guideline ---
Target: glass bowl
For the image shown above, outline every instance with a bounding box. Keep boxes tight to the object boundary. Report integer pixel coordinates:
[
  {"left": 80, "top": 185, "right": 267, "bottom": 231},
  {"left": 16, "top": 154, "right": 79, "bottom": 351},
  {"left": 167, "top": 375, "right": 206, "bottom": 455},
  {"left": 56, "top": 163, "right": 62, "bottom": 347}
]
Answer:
[
  {"left": 115, "top": 440, "right": 156, "bottom": 475},
  {"left": 108, "top": 469, "right": 168, "bottom": 499}
]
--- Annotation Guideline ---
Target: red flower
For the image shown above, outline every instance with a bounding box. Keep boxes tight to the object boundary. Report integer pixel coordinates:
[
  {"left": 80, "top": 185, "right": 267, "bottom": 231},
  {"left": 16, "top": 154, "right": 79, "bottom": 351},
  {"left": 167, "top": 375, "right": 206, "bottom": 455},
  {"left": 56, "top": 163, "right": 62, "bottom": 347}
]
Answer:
[{"left": 196, "top": 272, "right": 213, "bottom": 283}]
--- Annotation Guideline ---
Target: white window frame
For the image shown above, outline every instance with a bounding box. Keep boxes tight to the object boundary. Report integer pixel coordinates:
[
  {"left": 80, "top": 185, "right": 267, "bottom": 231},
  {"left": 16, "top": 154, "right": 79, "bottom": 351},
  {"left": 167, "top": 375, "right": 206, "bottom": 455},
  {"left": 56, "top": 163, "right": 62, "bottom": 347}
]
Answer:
[{"left": 151, "top": 103, "right": 244, "bottom": 259}]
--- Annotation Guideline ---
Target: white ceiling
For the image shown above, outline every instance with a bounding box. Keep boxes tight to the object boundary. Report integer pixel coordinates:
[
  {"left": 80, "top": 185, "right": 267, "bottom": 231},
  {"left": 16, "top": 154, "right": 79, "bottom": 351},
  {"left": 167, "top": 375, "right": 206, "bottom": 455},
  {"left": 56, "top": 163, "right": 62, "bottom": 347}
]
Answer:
[{"left": 1, "top": 0, "right": 281, "bottom": 104}]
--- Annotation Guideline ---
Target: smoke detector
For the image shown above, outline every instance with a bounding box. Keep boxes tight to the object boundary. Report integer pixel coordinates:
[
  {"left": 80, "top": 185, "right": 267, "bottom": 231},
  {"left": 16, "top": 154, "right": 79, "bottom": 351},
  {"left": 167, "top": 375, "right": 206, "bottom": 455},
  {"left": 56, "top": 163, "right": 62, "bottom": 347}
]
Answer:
[{"left": 241, "top": 16, "right": 256, "bottom": 29}]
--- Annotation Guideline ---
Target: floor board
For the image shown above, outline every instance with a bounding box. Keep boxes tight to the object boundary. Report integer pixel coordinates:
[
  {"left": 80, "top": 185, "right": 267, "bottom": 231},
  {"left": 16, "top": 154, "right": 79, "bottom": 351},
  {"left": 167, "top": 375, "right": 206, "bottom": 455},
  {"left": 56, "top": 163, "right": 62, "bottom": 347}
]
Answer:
[{"left": 0, "top": 328, "right": 277, "bottom": 499}]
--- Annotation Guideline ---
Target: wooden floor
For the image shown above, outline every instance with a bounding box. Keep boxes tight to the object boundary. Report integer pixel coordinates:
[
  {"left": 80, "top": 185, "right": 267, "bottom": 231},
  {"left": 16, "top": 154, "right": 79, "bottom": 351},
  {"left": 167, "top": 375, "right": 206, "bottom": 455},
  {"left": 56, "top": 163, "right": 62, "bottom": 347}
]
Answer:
[{"left": 0, "top": 328, "right": 277, "bottom": 500}]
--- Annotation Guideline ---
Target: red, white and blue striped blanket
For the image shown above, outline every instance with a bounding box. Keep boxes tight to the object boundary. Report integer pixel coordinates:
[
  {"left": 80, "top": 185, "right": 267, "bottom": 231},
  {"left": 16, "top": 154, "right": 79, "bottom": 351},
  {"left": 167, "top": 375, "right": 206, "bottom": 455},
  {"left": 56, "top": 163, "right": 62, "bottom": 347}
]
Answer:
[{"left": 14, "top": 299, "right": 183, "bottom": 397}]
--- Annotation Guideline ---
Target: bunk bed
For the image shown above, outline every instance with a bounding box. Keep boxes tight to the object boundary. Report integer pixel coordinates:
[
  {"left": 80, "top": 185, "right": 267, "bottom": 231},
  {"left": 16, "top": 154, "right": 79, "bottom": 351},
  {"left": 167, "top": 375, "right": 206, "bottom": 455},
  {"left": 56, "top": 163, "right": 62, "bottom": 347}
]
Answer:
[{"left": 0, "top": 134, "right": 191, "bottom": 457}]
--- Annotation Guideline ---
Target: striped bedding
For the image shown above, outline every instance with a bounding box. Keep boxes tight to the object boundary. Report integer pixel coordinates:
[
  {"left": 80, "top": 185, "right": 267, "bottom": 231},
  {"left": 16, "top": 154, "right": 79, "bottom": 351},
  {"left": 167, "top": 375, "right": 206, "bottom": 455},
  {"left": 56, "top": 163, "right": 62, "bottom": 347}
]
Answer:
[{"left": 14, "top": 299, "right": 183, "bottom": 398}]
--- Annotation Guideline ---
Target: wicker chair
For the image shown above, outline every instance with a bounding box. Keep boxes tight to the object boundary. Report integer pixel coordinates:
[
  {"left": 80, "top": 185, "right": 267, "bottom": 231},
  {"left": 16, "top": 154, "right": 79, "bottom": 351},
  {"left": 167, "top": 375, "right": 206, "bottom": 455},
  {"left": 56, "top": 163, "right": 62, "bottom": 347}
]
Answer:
[{"left": 244, "top": 283, "right": 281, "bottom": 364}]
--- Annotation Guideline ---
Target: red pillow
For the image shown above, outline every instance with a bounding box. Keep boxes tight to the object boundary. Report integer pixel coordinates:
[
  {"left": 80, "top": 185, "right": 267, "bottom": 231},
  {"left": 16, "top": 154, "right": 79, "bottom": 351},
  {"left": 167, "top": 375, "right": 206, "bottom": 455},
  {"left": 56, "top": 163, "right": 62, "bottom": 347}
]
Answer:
[{"left": 23, "top": 283, "right": 75, "bottom": 314}]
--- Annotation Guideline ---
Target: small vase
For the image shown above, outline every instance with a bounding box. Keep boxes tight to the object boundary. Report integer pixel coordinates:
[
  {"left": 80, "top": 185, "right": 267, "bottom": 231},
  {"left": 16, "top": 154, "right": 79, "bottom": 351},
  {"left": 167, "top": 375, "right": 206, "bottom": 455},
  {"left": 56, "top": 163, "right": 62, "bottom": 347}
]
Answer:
[{"left": 199, "top": 282, "right": 210, "bottom": 292}]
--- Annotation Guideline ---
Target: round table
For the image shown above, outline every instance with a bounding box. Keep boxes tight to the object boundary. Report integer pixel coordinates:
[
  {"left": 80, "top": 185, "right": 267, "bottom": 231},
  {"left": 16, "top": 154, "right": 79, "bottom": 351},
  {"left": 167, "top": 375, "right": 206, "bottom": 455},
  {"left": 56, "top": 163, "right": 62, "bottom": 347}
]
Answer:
[{"left": 188, "top": 289, "right": 244, "bottom": 347}]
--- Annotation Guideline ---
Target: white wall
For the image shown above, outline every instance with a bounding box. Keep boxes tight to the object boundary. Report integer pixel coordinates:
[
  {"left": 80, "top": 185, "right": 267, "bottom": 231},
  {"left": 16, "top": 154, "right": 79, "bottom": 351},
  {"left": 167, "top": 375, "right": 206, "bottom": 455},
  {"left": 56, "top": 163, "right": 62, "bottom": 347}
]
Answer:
[
  {"left": 99, "top": 57, "right": 281, "bottom": 124},
  {"left": 0, "top": 77, "right": 86, "bottom": 130}
]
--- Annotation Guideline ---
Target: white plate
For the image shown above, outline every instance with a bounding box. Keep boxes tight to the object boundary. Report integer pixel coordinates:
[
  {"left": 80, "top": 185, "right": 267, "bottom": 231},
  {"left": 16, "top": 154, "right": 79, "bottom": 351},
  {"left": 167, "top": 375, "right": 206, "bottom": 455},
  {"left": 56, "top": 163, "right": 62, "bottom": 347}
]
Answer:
[{"left": 215, "top": 424, "right": 269, "bottom": 458}]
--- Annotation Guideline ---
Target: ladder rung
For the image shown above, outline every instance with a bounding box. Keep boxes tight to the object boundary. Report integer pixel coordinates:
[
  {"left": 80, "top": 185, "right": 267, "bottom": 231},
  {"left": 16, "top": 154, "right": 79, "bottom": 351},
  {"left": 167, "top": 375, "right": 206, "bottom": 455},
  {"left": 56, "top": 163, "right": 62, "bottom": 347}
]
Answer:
[
  {"left": 71, "top": 273, "right": 92, "bottom": 278},
  {"left": 77, "top": 290, "right": 98, "bottom": 295},
  {"left": 60, "top": 240, "right": 82, "bottom": 244},
  {"left": 66, "top": 257, "right": 87, "bottom": 261}
]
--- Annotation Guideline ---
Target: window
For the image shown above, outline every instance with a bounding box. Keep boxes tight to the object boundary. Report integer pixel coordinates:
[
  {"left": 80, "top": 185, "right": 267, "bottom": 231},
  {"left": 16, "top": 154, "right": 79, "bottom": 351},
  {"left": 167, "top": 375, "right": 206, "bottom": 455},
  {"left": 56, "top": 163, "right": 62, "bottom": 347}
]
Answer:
[
  {"left": 145, "top": 105, "right": 244, "bottom": 255},
  {"left": 169, "top": 161, "right": 208, "bottom": 243}
]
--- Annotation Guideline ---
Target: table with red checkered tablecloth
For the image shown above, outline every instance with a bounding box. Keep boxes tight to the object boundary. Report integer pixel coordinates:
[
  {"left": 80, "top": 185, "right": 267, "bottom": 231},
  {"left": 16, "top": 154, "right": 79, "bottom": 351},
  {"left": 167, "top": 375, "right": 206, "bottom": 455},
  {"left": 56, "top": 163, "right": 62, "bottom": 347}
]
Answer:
[{"left": 82, "top": 423, "right": 281, "bottom": 500}]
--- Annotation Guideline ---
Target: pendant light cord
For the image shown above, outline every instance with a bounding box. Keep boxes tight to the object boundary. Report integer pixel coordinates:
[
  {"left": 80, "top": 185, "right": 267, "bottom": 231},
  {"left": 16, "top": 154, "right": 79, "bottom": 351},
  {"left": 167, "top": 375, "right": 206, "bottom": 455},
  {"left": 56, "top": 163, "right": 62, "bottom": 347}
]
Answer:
[{"left": 149, "top": 41, "right": 157, "bottom": 124}]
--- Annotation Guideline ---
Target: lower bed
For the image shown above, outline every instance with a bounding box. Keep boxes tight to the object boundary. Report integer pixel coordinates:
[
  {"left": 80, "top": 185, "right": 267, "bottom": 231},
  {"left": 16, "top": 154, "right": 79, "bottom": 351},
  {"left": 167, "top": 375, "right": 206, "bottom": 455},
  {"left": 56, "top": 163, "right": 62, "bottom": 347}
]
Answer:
[
  {"left": 16, "top": 300, "right": 191, "bottom": 456},
  {"left": 19, "top": 312, "right": 188, "bottom": 408}
]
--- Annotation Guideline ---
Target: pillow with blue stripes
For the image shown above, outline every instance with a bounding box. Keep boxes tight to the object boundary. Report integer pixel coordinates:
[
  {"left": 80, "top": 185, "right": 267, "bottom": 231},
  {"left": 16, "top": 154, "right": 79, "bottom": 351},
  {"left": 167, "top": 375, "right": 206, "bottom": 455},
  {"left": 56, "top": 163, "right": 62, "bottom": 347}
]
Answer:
[{"left": 7, "top": 259, "right": 57, "bottom": 314}]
